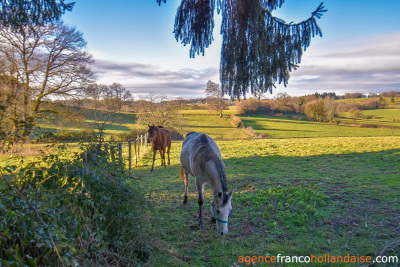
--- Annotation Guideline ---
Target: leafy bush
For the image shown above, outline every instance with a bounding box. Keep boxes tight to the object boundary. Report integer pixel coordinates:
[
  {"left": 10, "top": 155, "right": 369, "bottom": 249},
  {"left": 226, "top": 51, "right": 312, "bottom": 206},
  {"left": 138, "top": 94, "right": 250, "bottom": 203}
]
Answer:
[
  {"left": 230, "top": 114, "right": 244, "bottom": 128},
  {"left": 0, "top": 143, "right": 150, "bottom": 266},
  {"left": 235, "top": 99, "right": 262, "bottom": 115},
  {"left": 257, "top": 133, "right": 266, "bottom": 138},
  {"left": 336, "top": 99, "right": 386, "bottom": 113},
  {"left": 114, "top": 129, "right": 143, "bottom": 141},
  {"left": 245, "top": 126, "right": 257, "bottom": 137},
  {"left": 36, "top": 130, "right": 96, "bottom": 143}
]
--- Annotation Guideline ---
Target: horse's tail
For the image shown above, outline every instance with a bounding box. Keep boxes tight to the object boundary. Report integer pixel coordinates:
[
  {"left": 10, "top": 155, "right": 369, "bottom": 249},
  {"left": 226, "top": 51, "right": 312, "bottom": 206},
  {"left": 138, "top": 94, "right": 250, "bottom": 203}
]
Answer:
[{"left": 180, "top": 166, "right": 185, "bottom": 180}]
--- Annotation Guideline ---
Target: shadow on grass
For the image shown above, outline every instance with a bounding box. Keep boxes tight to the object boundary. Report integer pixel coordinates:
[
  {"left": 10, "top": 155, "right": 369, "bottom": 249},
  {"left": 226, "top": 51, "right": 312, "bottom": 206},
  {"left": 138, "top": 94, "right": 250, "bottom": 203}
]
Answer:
[{"left": 132, "top": 149, "right": 400, "bottom": 266}]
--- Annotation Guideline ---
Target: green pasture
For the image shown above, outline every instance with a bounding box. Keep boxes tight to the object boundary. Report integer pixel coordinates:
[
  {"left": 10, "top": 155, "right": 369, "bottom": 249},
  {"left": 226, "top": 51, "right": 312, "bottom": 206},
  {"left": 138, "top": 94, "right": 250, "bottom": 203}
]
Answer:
[
  {"left": 338, "top": 109, "right": 400, "bottom": 128},
  {"left": 335, "top": 96, "right": 400, "bottom": 104},
  {"left": 3, "top": 105, "right": 400, "bottom": 266},
  {"left": 240, "top": 114, "right": 400, "bottom": 139},
  {"left": 181, "top": 114, "right": 249, "bottom": 140},
  {"left": 334, "top": 97, "right": 400, "bottom": 109},
  {"left": 32, "top": 104, "right": 400, "bottom": 140},
  {"left": 35, "top": 111, "right": 138, "bottom": 137},
  {"left": 178, "top": 107, "right": 237, "bottom": 116},
  {"left": 132, "top": 136, "right": 400, "bottom": 266}
]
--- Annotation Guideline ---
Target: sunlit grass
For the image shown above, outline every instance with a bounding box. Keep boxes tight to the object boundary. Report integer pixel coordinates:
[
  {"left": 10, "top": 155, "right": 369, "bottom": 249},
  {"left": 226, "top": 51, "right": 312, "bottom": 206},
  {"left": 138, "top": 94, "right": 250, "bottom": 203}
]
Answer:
[
  {"left": 241, "top": 114, "right": 400, "bottom": 138},
  {"left": 3, "top": 105, "right": 400, "bottom": 266},
  {"left": 178, "top": 107, "right": 237, "bottom": 116},
  {"left": 338, "top": 109, "right": 400, "bottom": 127},
  {"left": 182, "top": 114, "right": 250, "bottom": 140},
  {"left": 132, "top": 135, "right": 400, "bottom": 266}
]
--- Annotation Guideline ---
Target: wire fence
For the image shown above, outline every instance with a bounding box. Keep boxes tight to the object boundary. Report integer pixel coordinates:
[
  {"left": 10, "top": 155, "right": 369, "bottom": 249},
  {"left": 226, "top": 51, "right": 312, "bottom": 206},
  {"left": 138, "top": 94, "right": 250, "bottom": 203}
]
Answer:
[
  {"left": 128, "top": 132, "right": 149, "bottom": 172},
  {"left": 81, "top": 132, "right": 149, "bottom": 174}
]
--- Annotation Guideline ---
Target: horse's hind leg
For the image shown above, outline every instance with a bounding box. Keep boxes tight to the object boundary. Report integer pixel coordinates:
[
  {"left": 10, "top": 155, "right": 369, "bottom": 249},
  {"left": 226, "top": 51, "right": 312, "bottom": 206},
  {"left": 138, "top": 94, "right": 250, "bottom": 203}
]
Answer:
[
  {"left": 167, "top": 143, "right": 171, "bottom": 165},
  {"left": 159, "top": 150, "right": 164, "bottom": 167},
  {"left": 182, "top": 168, "right": 190, "bottom": 204}
]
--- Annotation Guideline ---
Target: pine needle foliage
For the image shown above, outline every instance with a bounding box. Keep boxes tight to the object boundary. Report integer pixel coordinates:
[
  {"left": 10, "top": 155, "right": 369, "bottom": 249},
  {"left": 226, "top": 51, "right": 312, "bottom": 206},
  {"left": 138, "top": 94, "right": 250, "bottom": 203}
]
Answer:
[
  {"left": 0, "top": 0, "right": 75, "bottom": 30},
  {"left": 158, "top": 0, "right": 327, "bottom": 99}
]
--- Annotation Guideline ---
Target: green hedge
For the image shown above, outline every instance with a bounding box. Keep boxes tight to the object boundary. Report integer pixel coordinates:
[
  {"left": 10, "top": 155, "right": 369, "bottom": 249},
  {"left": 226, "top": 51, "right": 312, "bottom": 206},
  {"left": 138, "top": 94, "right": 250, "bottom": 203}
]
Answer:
[{"left": 0, "top": 143, "right": 150, "bottom": 266}]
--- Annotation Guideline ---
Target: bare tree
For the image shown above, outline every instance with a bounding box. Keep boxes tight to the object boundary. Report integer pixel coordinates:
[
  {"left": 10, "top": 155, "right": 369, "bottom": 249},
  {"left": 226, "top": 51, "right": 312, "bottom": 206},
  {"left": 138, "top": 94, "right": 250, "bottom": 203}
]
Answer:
[
  {"left": 0, "top": 23, "right": 93, "bottom": 138},
  {"left": 107, "top": 83, "right": 132, "bottom": 112},
  {"left": 275, "top": 92, "right": 292, "bottom": 116},
  {"left": 135, "top": 92, "right": 185, "bottom": 129},
  {"left": 205, "top": 80, "right": 225, "bottom": 117},
  {"left": 81, "top": 83, "right": 133, "bottom": 136}
]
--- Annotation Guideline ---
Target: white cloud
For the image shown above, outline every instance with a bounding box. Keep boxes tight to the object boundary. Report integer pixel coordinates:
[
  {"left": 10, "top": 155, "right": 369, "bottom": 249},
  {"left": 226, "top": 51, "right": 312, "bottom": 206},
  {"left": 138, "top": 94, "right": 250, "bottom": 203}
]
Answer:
[
  {"left": 92, "top": 32, "right": 400, "bottom": 99},
  {"left": 277, "top": 32, "right": 400, "bottom": 96},
  {"left": 92, "top": 59, "right": 219, "bottom": 99}
]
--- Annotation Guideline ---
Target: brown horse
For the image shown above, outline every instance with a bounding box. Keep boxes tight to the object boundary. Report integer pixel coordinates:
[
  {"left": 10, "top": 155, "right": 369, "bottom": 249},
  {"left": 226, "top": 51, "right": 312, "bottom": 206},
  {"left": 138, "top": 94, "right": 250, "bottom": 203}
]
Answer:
[{"left": 147, "top": 125, "right": 171, "bottom": 172}]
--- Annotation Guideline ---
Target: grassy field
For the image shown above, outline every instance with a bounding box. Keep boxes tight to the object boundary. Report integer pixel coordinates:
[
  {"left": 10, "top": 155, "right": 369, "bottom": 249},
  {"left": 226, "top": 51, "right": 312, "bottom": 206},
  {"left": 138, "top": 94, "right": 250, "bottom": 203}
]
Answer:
[
  {"left": 125, "top": 111, "right": 400, "bottom": 266},
  {"left": 338, "top": 109, "right": 400, "bottom": 128},
  {"left": 3, "top": 105, "right": 400, "bottom": 266},
  {"left": 132, "top": 136, "right": 400, "bottom": 266},
  {"left": 240, "top": 114, "right": 400, "bottom": 139},
  {"left": 335, "top": 97, "right": 400, "bottom": 106}
]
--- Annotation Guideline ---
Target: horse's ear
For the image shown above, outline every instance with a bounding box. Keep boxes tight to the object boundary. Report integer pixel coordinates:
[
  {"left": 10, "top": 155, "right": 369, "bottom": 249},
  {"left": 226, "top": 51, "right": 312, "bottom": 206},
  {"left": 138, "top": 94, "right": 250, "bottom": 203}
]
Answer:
[
  {"left": 148, "top": 124, "right": 151, "bottom": 127},
  {"left": 228, "top": 189, "right": 234, "bottom": 199},
  {"left": 218, "top": 191, "right": 223, "bottom": 198}
]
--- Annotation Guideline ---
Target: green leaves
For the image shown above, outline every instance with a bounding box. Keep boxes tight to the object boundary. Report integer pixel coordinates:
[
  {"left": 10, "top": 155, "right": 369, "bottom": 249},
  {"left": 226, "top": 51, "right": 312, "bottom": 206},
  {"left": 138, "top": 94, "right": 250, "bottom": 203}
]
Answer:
[
  {"left": 174, "top": 0, "right": 216, "bottom": 58},
  {"left": 0, "top": 142, "right": 149, "bottom": 266},
  {"left": 171, "top": 0, "right": 327, "bottom": 98},
  {"left": 0, "top": 0, "right": 75, "bottom": 29}
]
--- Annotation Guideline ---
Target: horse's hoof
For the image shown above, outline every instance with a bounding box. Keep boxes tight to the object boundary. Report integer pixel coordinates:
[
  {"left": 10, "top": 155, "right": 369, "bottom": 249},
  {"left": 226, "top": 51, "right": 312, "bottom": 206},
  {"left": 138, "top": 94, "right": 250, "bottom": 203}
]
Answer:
[{"left": 183, "top": 196, "right": 188, "bottom": 205}]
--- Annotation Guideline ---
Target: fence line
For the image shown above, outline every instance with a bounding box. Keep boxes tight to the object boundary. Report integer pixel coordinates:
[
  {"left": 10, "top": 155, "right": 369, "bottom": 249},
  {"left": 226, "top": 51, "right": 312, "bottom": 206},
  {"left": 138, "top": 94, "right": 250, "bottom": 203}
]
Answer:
[
  {"left": 81, "top": 133, "right": 149, "bottom": 174},
  {"left": 128, "top": 132, "right": 149, "bottom": 173}
]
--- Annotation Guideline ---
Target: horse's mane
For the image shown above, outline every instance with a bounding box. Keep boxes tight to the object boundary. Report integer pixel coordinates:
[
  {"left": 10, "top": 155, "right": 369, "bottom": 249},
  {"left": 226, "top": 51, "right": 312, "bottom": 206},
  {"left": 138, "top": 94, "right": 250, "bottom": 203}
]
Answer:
[{"left": 193, "top": 134, "right": 228, "bottom": 193}]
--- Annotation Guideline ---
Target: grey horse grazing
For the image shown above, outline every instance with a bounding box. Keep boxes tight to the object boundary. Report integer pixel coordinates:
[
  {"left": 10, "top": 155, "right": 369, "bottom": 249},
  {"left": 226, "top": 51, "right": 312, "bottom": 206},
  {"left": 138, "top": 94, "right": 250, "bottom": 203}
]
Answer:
[{"left": 180, "top": 132, "right": 233, "bottom": 235}]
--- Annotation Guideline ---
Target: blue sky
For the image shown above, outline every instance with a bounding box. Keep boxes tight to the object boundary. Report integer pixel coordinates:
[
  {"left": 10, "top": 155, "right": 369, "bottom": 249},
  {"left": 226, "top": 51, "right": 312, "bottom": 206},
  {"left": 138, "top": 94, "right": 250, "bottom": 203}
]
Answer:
[{"left": 63, "top": 0, "right": 400, "bottom": 99}]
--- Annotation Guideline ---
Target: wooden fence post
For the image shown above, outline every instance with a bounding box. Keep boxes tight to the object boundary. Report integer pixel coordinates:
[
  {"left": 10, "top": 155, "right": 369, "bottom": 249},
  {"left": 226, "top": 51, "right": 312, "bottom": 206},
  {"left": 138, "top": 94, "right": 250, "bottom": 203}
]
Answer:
[
  {"left": 128, "top": 141, "right": 132, "bottom": 173},
  {"left": 110, "top": 144, "right": 115, "bottom": 162},
  {"left": 137, "top": 137, "right": 140, "bottom": 161},
  {"left": 134, "top": 139, "right": 138, "bottom": 166},
  {"left": 118, "top": 143, "right": 122, "bottom": 163}
]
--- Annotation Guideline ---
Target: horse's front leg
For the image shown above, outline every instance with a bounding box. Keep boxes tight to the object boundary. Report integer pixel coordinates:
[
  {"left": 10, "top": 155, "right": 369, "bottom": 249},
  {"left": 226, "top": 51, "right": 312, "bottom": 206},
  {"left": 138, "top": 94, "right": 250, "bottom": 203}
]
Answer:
[
  {"left": 159, "top": 150, "right": 165, "bottom": 167},
  {"left": 151, "top": 149, "right": 156, "bottom": 173},
  {"left": 197, "top": 182, "right": 205, "bottom": 229}
]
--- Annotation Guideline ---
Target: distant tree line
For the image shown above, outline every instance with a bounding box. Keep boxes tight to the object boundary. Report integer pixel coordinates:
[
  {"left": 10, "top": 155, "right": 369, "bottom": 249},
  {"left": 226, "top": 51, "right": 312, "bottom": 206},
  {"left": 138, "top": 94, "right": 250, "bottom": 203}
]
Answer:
[{"left": 235, "top": 91, "right": 394, "bottom": 122}]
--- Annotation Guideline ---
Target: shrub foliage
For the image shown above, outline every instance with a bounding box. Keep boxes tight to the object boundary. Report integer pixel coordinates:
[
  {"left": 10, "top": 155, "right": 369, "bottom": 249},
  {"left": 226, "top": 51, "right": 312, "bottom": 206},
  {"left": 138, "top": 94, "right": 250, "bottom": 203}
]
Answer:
[{"left": 0, "top": 143, "right": 149, "bottom": 266}]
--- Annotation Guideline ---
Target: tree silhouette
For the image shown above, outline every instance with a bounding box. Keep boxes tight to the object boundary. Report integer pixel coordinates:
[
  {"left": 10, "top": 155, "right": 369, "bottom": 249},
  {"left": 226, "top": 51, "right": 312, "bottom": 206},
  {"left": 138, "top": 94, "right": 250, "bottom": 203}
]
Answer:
[{"left": 158, "top": 0, "right": 327, "bottom": 99}]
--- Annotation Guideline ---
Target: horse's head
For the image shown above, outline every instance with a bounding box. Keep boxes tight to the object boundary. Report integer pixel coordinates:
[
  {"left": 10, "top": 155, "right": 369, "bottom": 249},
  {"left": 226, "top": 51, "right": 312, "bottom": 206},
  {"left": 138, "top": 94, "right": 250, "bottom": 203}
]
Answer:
[
  {"left": 147, "top": 124, "right": 158, "bottom": 143},
  {"left": 211, "top": 190, "right": 233, "bottom": 235}
]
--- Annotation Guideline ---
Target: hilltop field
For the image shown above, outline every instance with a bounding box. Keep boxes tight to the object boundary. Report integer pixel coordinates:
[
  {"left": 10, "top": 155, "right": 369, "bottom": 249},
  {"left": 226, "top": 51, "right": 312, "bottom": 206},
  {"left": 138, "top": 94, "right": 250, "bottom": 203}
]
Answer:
[{"left": 1, "top": 103, "right": 400, "bottom": 266}]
